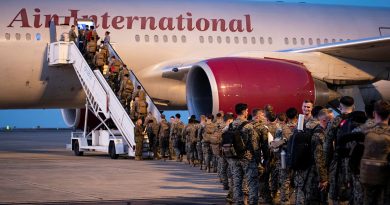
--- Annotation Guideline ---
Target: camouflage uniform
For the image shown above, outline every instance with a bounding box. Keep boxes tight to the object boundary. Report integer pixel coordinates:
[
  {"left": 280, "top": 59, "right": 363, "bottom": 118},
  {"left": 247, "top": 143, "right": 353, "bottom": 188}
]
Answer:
[
  {"left": 227, "top": 118, "right": 259, "bottom": 205},
  {"left": 197, "top": 123, "right": 205, "bottom": 168},
  {"left": 251, "top": 120, "right": 272, "bottom": 202},
  {"left": 170, "top": 120, "right": 185, "bottom": 161},
  {"left": 202, "top": 121, "right": 217, "bottom": 172},
  {"left": 183, "top": 122, "right": 198, "bottom": 164},
  {"left": 266, "top": 122, "right": 280, "bottom": 198},
  {"left": 117, "top": 76, "right": 133, "bottom": 113},
  {"left": 218, "top": 125, "right": 230, "bottom": 188},
  {"left": 134, "top": 123, "right": 144, "bottom": 158},
  {"left": 293, "top": 117, "right": 326, "bottom": 205},
  {"left": 361, "top": 123, "right": 390, "bottom": 205},
  {"left": 158, "top": 119, "right": 170, "bottom": 159}
]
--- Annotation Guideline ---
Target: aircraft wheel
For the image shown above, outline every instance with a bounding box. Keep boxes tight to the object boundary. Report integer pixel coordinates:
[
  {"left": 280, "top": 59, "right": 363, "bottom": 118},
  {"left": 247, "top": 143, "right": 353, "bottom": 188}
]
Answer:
[
  {"left": 109, "top": 141, "right": 119, "bottom": 159},
  {"left": 73, "top": 140, "right": 84, "bottom": 156}
]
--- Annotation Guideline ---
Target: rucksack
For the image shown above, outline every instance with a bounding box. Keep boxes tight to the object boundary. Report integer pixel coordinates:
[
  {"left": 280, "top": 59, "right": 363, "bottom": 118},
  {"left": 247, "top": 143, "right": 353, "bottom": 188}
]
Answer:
[
  {"left": 286, "top": 124, "right": 322, "bottom": 170},
  {"left": 221, "top": 121, "right": 249, "bottom": 158},
  {"left": 137, "top": 100, "right": 147, "bottom": 114}
]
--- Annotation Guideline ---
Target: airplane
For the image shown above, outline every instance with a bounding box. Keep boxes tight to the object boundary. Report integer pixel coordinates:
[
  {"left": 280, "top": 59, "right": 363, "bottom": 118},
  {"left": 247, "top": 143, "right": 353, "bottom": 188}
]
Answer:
[{"left": 1, "top": 0, "right": 390, "bottom": 128}]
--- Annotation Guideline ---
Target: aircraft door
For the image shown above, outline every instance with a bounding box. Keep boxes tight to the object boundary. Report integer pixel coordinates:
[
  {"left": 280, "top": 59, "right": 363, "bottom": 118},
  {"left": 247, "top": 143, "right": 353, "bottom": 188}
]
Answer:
[{"left": 379, "top": 27, "right": 390, "bottom": 36}]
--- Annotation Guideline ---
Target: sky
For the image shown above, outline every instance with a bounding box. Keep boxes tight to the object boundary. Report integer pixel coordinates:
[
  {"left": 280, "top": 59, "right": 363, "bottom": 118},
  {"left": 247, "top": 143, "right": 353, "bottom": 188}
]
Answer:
[{"left": 0, "top": 0, "right": 389, "bottom": 128}]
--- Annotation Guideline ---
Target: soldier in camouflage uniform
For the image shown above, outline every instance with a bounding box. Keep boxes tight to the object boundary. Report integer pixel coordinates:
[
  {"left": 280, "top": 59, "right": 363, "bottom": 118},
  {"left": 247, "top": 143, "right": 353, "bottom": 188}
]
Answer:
[
  {"left": 226, "top": 103, "right": 259, "bottom": 205},
  {"left": 326, "top": 96, "right": 356, "bottom": 205},
  {"left": 168, "top": 116, "right": 175, "bottom": 160},
  {"left": 294, "top": 109, "right": 329, "bottom": 204},
  {"left": 213, "top": 113, "right": 225, "bottom": 173},
  {"left": 202, "top": 114, "right": 216, "bottom": 173},
  {"left": 197, "top": 115, "right": 206, "bottom": 169},
  {"left": 220, "top": 113, "right": 235, "bottom": 190},
  {"left": 170, "top": 113, "right": 185, "bottom": 162},
  {"left": 250, "top": 108, "right": 272, "bottom": 203},
  {"left": 183, "top": 116, "right": 198, "bottom": 165},
  {"left": 158, "top": 114, "right": 170, "bottom": 160},
  {"left": 360, "top": 100, "right": 390, "bottom": 205},
  {"left": 265, "top": 111, "right": 281, "bottom": 201}
]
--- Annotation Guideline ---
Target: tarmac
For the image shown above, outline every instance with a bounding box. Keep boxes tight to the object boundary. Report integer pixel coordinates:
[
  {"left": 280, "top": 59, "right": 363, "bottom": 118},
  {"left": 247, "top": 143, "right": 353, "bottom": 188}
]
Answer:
[{"left": 0, "top": 130, "right": 226, "bottom": 205}]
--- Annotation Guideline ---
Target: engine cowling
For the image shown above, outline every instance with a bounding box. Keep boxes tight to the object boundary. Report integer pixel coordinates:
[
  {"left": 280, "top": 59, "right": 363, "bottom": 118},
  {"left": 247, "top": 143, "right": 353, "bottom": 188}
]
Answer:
[
  {"left": 186, "top": 57, "right": 333, "bottom": 116},
  {"left": 61, "top": 108, "right": 101, "bottom": 129}
]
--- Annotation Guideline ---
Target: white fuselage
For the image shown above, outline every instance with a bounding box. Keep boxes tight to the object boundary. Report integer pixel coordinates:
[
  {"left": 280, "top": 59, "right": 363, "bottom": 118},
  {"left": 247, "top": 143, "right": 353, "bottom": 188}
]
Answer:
[{"left": 1, "top": 0, "right": 389, "bottom": 109}]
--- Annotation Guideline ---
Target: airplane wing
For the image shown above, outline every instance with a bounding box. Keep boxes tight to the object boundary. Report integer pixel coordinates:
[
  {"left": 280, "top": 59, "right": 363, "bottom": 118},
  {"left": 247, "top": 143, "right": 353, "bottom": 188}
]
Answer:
[{"left": 280, "top": 35, "right": 390, "bottom": 62}]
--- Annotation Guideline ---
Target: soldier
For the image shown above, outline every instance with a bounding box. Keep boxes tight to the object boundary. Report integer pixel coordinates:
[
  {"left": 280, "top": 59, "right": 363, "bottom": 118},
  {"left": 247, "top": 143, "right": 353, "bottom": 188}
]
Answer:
[
  {"left": 86, "top": 37, "right": 97, "bottom": 65},
  {"left": 251, "top": 108, "right": 272, "bottom": 203},
  {"left": 117, "top": 73, "right": 133, "bottom": 113},
  {"left": 99, "top": 42, "right": 109, "bottom": 64},
  {"left": 118, "top": 64, "right": 130, "bottom": 83},
  {"left": 146, "top": 117, "right": 159, "bottom": 160},
  {"left": 132, "top": 85, "right": 142, "bottom": 101},
  {"left": 197, "top": 115, "right": 206, "bottom": 169},
  {"left": 158, "top": 114, "right": 170, "bottom": 161},
  {"left": 326, "top": 96, "right": 357, "bottom": 205},
  {"left": 226, "top": 103, "right": 259, "bottom": 205},
  {"left": 360, "top": 100, "right": 390, "bottom": 205},
  {"left": 299, "top": 109, "right": 329, "bottom": 204},
  {"left": 108, "top": 56, "right": 121, "bottom": 92},
  {"left": 69, "top": 25, "right": 77, "bottom": 43},
  {"left": 202, "top": 114, "right": 217, "bottom": 173},
  {"left": 170, "top": 114, "right": 185, "bottom": 162},
  {"left": 93, "top": 49, "right": 105, "bottom": 72},
  {"left": 133, "top": 91, "right": 148, "bottom": 121},
  {"left": 183, "top": 116, "right": 198, "bottom": 165},
  {"left": 134, "top": 118, "right": 144, "bottom": 161},
  {"left": 219, "top": 113, "right": 234, "bottom": 189}
]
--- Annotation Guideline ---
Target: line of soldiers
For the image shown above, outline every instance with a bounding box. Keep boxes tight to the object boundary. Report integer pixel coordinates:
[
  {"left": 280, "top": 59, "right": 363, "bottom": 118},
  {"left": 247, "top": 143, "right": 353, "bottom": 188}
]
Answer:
[
  {"left": 72, "top": 25, "right": 149, "bottom": 122},
  {"left": 135, "top": 97, "right": 389, "bottom": 205}
]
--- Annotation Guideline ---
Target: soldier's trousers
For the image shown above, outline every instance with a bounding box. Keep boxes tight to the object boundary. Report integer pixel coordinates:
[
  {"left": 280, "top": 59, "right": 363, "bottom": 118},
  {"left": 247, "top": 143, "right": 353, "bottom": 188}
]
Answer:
[
  {"left": 259, "top": 163, "right": 272, "bottom": 202},
  {"left": 279, "top": 167, "right": 291, "bottom": 202},
  {"left": 188, "top": 142, "right": 197, "bottom": 162},
  {"left": 169, "top": 138, "right": 175, "bottom": 159},
  {"left": 219, "top": 156, "right": 229, "bottom": 187},
  {"left": 270, "top": 157, "right": 280, "bottom": 195},
  {"left": 196, "top": 141, "right": 203, "bottom": 163},
  {"left": 135, "top": 139, "right": 143, "bottom": 157},
  {"left": 202, "top": 143, "right": 212, "bottom": 169},
  {"left": 227, "top": 158, "right": 259, "bottom": 205},
  {"left": 159, "top": 137, "right": 169, "bottom": 158}
]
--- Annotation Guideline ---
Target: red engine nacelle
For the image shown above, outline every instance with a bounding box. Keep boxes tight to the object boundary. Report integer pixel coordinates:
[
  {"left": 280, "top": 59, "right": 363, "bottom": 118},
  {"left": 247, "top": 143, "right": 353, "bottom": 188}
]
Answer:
[
  {"left": 61, "top": 108, "right": 102, "bottom": 129},
  {"left": 186, "top": 57, "right": 330, "bottom": 116}
]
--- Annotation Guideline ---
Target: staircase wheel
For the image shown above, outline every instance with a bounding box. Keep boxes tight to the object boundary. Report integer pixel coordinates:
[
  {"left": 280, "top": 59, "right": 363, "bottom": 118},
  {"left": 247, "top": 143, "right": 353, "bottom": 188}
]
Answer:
[{"left": 109, "top": 141, "right": 119, "bottom": 159}]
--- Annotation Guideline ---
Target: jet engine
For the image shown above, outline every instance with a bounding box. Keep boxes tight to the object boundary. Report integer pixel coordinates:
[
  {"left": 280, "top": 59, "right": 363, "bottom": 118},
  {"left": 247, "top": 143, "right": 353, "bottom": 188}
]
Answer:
[
  {"left": 61, "top": 108, "right": 101, "bottom": 129},
  {"left": 186, "top": 57, "right": 337, "bottom": 116}
]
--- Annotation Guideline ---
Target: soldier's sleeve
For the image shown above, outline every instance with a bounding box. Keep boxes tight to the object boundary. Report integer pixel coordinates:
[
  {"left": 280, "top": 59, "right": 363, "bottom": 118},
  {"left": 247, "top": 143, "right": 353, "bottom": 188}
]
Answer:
[
  {"left": 282, "top": 124, "right": 292, "bottom": 141},
  {"left": 260, "top": 127, "right": 270, "bottom": 166},
  {"left": 118, "top": 81, "right": 124, "bottom": 95}
]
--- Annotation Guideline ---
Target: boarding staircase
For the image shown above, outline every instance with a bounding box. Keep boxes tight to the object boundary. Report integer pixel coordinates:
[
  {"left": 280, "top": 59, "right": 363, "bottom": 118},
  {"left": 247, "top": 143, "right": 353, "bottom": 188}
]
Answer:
[{"left": 47, "top": 41, "right": 161, "bottom": 158}]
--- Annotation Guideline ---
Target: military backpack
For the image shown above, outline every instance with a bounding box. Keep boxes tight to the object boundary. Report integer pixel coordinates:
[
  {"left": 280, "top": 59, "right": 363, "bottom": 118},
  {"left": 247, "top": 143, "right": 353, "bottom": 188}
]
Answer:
[{"left": 221, "top": 121, "right": 249, "bottom": 158}]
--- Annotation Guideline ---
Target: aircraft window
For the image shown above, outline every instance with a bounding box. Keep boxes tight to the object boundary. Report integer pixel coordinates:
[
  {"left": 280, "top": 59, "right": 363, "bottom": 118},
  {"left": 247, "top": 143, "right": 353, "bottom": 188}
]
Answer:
[
  {"left": 308, "top": 38, "right": 313, "bottom": 45},
  {"left": 5, "top": 33, "right": 10, "bottom": 40},
  {"left": 154, "top": 35, "right": 159, "bottom": 43},
  {"left": 145, "top": 35, "right": 150, "bottom": 42},
  {"left": 135, "top": 35, "right": 140, "bottom": 42},
  {"left": 234, "top": 36, "right": 239, "bottom": 44},
  {"left": 300, "top": 38, "right": 305, "bottom": 45},
  {"left": 172, "top": 35, "right": 177, "bottom": 43},
  {"left": 163, "top": 35, "right": 168, "bottom": 42},
  {"left": 35, "top": 33, "right": 41, "bottom": 41},
  {"left": 26, "top": 33, "right": 31, "bottom": 41},
  {"left": 260, "top": 37, "right": 264, "bottom": 44},
  {"left": 226, "top": 36, "right": 231, "bottom": 44},
  {"left": 268, "top": 37, "right": 273, "bottom": 44},
  {"left": 324, "top": 38, "right": 329, "bottom": 44},
  {"left": 243, "top": 37, "right": 248, "bottom": 44},
  {"left": 332, "top": 39, "right": 336, "bottom": 43},
  {"left": 284, "top": 37, "right": 289, "bottom": 45},
  {"left": 292, "top": 38, "right": 297, "bottom": 45},
  {"left": 181, "top": 35, "right": 186, "bottom": 43},
  {"left": 316, "top": 38, "right": 321, "bottom": 45},
  {"left": 199, "top": 36, "right": 205, "bottom": 43},
  {"left": 208, "top": 36, "right": 213, "bottom": 43},
  {"left": 339, "top": 39, "right": 343, "bottom": 42},
  {"left": 217, "top": 36, "right": 222, "bottom": 44},
  {"left": 251, "top": 37, "right": 256, "bottom": 44},
  {"left": 15, "top": 33, "right": 21, "bottom": 40},
  {"left": 347, "top": 39, "right": 351, "bottom": 41}
]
